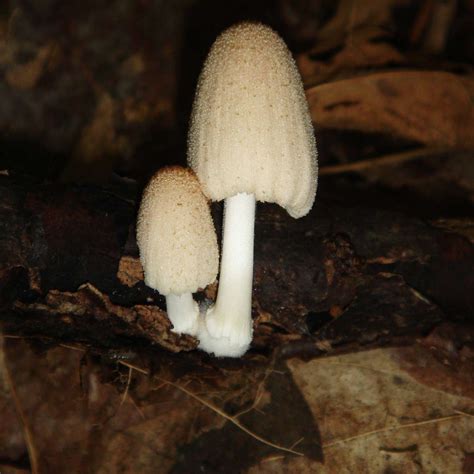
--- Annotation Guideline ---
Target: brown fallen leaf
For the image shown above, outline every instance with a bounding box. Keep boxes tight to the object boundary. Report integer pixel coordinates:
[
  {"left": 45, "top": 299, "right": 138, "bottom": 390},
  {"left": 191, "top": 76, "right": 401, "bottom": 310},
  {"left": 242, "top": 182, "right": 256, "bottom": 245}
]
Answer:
[{"left": 307, "top": 71, "right": 474, "bottom": 149}]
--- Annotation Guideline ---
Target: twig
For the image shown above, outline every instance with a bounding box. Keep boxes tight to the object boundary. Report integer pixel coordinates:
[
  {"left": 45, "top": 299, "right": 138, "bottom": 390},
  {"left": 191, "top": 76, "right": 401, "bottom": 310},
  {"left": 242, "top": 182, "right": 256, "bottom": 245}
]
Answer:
[
  {"left": 454, "top": 409, "right": 474, "bottom": 418},
  {"left": 60, "top": 343, "right": 86, "bottom": 352},
  {"left": 324, "top": 413, "right": 468, "bottom": 448},
  {"left": 120, "top": 360, "right": 147, "bottom": 375},
  {"left": 234, "top": 367, "right": 275, "bottom": 418},
  {"left": 290, "top": 437, "right": 305, "bottom": 449},
  {"left": 119, "top": 361, "right": 303, "bottom": 456},
  {"left": 410, "top": 0, "right": 434, "bottom": 45},
  {"left": 0, "top": 335, "right": 40, "bottom": 474},
  {"left": 162, "top": 378, "right": 304, "bottom": 457},
  {"left": 119, "top": 365, "right": 133, "bottom": 408},
  {"left": 261, "top": 455, "right": 285, "bottom": 463},
  {"left": 319, "top": 146, "right": 448, "bottom": 176},
  {"left": 128, "top": 394, "right": 146, "bottom": 420}
]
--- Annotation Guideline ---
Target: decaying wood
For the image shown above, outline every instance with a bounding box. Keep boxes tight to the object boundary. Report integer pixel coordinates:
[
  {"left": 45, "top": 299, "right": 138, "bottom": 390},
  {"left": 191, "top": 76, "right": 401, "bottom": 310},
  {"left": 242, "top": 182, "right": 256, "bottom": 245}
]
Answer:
[{"left": 1, "top": 174, "right": 472, "bottom": 356}]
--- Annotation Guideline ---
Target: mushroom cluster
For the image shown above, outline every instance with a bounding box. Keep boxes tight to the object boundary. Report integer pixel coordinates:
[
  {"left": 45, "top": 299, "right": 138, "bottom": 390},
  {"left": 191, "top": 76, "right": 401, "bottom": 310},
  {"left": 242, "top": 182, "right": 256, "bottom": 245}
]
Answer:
[{"left": 137, "top": 22, "right": 318, "bottom": 358}]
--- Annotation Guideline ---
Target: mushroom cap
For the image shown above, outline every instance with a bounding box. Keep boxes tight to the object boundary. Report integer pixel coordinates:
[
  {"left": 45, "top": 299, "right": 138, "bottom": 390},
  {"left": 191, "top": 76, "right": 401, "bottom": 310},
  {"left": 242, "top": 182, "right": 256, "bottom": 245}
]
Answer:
[
  {"left": 136, "top": 166, "right": 219, "bottom": 295},
  {"left": 188, "top": 22, "right": 318, "bottom": 218}
]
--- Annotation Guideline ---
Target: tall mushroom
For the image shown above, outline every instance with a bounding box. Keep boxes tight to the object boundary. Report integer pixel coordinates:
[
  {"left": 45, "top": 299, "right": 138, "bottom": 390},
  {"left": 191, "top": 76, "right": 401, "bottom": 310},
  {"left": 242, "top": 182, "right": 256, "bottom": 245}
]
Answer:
[
  {"left": 188, "top": 22, "right": 318, "bottom": 356},
  {"left": 136, "top": 166, "right": 219, "bottom": 336}
]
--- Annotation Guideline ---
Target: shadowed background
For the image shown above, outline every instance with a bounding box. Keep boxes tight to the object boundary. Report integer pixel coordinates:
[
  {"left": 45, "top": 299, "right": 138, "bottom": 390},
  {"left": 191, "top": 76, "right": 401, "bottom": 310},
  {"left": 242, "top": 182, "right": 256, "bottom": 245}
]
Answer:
[{"left": 0, "top": 1, "right": 473, "bottom": 473}]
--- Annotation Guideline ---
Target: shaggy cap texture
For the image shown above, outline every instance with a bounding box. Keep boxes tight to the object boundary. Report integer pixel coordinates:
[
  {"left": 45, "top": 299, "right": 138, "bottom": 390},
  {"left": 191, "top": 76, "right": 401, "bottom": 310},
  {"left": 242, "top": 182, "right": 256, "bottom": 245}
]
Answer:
[
  {"left": 188, "top": 22, "right": 318, "bottom": 218},
  {"left": 136, "top": 166, "right": 218, "bottom": 295}
]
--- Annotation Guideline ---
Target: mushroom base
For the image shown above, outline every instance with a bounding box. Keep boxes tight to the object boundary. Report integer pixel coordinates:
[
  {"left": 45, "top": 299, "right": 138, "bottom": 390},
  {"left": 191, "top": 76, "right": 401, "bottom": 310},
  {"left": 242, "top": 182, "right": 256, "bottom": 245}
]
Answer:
[
  {"left": 197, "top": 313, "right": 251, "bottom": 357},
  {"left": 166, "top": 293, "right": 199, "bottom": 336}
]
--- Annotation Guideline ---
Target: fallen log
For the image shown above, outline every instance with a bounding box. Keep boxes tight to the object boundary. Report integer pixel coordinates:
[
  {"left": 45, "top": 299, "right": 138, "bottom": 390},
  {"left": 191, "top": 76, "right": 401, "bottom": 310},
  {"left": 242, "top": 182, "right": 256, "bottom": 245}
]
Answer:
[{"left": 1, "top": 173, "right": 472, "bottom": 357}]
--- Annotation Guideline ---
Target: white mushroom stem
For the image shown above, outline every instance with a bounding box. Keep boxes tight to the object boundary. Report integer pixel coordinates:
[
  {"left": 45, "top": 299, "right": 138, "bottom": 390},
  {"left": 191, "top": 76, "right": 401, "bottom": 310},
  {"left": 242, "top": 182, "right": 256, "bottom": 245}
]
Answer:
[
  {"left": 203, "top": 192, "right": 255, "bottom": 354},
  {"left": 165, "top": 293, "right": 199, "bottom": 336}
]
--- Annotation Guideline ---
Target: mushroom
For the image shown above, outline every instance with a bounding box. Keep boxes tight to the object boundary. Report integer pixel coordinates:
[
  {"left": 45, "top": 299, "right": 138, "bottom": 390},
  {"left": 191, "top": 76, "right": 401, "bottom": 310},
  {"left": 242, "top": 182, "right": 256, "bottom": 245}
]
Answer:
[
  {"left": 136, "top": 166, "right": 219, "bottom": 336},
  {"left": 188, "top": 22, "right": 318, "bottom": 356}
]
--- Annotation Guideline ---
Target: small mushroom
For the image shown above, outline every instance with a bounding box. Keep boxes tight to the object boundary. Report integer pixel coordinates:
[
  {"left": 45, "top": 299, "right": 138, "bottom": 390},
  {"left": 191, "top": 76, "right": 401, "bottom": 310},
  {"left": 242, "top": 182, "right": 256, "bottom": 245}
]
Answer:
[
  {"left": 188, "top": 22, "right": 318, "bottom": 356},
  {"left": 136, "top": 166, "right": 219, "bottom": 336}
]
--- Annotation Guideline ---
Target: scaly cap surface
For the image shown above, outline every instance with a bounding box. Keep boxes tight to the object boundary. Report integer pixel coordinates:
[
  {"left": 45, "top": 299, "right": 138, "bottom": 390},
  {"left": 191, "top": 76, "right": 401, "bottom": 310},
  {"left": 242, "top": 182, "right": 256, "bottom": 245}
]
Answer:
[
  {"left": 136, "top": 167, "right": 218, "bottom": 295},
  {"left": 188, "top": 22, "right": 318, "bottom": 218}
]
